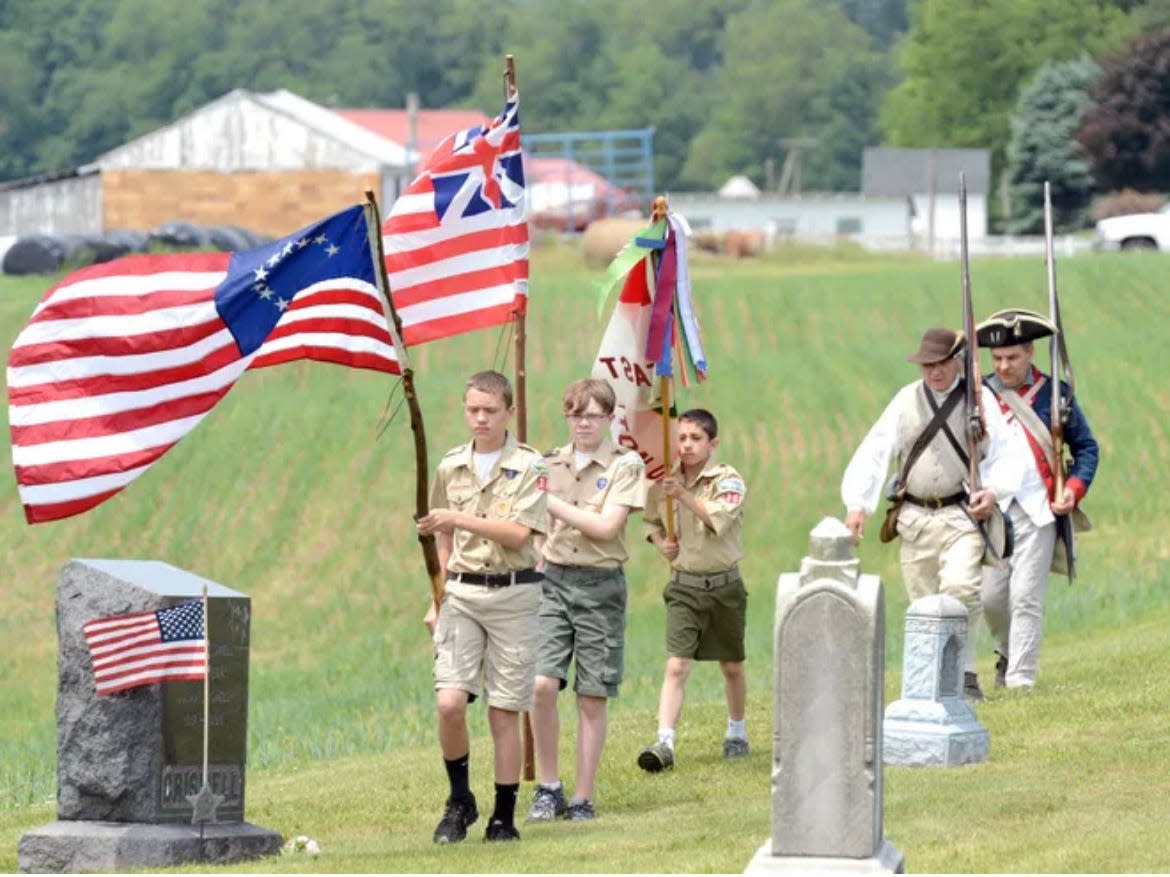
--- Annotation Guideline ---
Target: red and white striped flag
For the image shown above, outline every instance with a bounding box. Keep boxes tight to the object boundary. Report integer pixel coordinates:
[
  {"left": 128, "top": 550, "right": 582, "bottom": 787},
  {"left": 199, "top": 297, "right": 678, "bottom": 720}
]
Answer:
[
  {"left": 84, "top": 599, "right": 207, "bottom": 696},
  {"left": 382, "top": 92, "right": 528, "bottom": 346},
  {"left": 7, "top": 204, "right": 399, "bottom": 524}
]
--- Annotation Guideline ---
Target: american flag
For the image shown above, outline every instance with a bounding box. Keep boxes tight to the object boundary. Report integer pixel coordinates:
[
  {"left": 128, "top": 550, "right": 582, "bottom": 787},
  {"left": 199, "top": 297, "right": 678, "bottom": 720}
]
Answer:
[
  {"left": 7, "top": 204, "right": 400, "bottom": 524},
  {"left": 382, "top": 92, "right": 528, "bottom": 346},
  {"left": 83, "top": 599, "right": 207, "bottom": 696}
]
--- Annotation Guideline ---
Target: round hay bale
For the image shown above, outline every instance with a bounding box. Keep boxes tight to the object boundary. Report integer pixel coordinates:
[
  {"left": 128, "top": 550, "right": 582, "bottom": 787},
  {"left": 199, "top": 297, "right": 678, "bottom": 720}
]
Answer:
[
  {"left": 102, "top": 229, "right": 151, "bottom": 253},
  {"left": 149, "top": 220, "right": 209, "bottom": 249},
  {"left": 206, "top": 224, "right": 255, "bottom": 252},
  {"left": 722, "top": 228, "right": 765, "bottom": 258},
  {"left": 581, "top": 217, "right": 648, "bottom": 268},
  {"left": 2, "top": 234, "right": 67, "bottom": 275}
]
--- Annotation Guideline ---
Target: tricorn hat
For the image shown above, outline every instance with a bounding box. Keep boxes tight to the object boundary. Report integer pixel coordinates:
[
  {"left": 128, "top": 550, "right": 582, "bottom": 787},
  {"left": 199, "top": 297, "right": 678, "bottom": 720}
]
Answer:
[
  {"left": 975, "top": 308, "right": 1056, "bottom": 348},
  {"left": 907, "top": 327, "right": 965, "bottom": 364}
]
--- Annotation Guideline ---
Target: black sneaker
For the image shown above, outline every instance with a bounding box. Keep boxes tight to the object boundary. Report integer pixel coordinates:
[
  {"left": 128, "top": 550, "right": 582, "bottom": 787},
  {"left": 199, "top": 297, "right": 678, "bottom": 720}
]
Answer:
[
  {"left": 525, "top": 784, "right": 568, "bottom": 822},
  {"left": 484, "top": 818, "right": 520, "bottom": 842},
  {"left": 433, "top": 795, "right": 478, "bottom": 843},
  {"left": 963, "top": 671, "right": 985, "bottom": 703},
  {"left": 994, "top": 652, "right": 1008, "bottom": 689},
  {"left": 565, "top": 799, "right": 596, "bottom": 821},
  {"left": 722, "top": 737, "right": 749, "bottom": 759},
  {"left": 637, "top": 740, "right": 675, "bottom": 773}
]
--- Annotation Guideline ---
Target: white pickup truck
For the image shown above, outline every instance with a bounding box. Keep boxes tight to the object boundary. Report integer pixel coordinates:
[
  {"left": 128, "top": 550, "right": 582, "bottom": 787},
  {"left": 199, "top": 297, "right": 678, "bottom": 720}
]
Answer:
[{"left": 1094, "top": 202, "right": 1170, "bottom": 251}]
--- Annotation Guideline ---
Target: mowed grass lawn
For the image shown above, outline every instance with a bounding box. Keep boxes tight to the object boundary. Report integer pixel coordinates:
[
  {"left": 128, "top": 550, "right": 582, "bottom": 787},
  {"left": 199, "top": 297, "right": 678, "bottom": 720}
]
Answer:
[{"left": 1, "top": 243, "right": 1168, "bottom": 872}]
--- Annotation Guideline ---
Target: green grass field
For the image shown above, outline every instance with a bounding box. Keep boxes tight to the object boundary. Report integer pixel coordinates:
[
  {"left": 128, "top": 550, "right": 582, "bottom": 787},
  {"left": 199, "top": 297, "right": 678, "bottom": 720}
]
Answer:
[{"left": 1, "top": 243, "right": 1168, "bottom": 872}]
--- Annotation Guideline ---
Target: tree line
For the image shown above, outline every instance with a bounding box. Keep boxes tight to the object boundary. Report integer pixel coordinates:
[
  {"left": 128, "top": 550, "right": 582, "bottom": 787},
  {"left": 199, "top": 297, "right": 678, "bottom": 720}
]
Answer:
[{"left": 1, "top": 0, "right": 1167, "bottom": 231}]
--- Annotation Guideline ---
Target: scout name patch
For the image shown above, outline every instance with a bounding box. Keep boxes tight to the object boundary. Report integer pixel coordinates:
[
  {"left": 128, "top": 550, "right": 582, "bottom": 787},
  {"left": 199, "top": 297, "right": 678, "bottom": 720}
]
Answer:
[{"left": 718, "top": 476, "right": 746, "bottom": 505}]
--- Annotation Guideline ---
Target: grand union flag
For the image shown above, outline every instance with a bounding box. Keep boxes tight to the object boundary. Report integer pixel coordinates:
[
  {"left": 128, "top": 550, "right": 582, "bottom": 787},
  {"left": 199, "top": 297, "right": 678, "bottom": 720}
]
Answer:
[{"left": 381, "top": 92, "right": 528, "bottom": 345}]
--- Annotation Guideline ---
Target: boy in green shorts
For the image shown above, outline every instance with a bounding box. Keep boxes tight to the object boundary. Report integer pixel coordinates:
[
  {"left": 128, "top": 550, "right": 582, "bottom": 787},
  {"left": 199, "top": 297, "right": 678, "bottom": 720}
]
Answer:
[
  {"left": 526, "top": 379, "right": 645, "bottom": 822},
  {"left": 637, "top": 408, "right": 748, "bottom": 772}
]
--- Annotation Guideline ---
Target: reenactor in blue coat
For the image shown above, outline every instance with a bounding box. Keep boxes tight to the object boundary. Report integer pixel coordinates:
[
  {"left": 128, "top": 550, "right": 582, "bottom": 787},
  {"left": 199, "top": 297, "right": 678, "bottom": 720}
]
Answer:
[{"left": 976, "top": 309, "right": 1099, "bottom": 690}]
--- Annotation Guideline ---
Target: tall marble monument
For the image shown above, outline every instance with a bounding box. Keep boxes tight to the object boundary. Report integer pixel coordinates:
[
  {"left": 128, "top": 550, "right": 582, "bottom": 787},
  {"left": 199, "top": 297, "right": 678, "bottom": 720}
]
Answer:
[{"left": 746, "top": 518, "right": 903, "bottom": 874}]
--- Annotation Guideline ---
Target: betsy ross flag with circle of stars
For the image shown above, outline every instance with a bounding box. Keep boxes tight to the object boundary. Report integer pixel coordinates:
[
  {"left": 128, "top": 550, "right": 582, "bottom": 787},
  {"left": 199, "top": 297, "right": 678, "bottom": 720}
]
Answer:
[
  {"left": 8, "top": 204, "right": 401, "bottom": 524},
  {"left": 83, "top": 599, "right": 208, "bottom": 696}
]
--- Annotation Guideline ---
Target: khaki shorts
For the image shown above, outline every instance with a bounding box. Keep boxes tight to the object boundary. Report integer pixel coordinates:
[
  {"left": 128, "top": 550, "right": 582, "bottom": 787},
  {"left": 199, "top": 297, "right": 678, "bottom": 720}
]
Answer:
[
  {"left": 536, "top": 562, "right": 627, "bottom": 698},
  {"left": 432, "top": 579, "right": 541, "bottom": 710},
  {"left": 664, "top": 571, "right": 747, "bottom": 662}
]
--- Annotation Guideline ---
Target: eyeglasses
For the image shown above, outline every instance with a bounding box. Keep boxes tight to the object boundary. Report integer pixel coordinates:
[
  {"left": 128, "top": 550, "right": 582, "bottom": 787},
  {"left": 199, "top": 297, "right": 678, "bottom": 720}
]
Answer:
[{"left": 566, "top": 413, "right": 609, "bottom": 423}]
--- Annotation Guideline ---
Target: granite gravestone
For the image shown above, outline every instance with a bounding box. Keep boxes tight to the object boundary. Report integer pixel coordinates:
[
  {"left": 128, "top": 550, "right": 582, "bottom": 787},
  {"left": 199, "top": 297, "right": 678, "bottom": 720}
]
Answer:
[
  {"left": 746, "top": 518, "right": 903, "bottom": 874},
  {"left": 18, "top": 559, "right": 282, "bottom": 873},
  {"left": 882, "top": 594, "right": 989, "bottom": 767}
]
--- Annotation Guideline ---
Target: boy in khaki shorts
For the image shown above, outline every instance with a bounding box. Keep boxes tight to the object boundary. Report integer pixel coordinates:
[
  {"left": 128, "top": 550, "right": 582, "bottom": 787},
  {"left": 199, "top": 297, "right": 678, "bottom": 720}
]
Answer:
[
  {"left": 525, "top": 379, "right": 645, "bottom": 824},
  {"left": 637, "top": 408, "right": 748, "bottom": 772},
  {"left": 417, "top": 370, "right": 549, "bottom": 844}
]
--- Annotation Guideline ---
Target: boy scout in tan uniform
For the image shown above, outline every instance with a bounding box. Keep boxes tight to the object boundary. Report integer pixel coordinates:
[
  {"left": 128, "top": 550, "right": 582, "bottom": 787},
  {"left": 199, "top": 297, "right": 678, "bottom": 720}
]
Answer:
[
  {"left": 637, "top": 408, "right": 749, "bottom": 773},
  {"left": 417, "top": 370, "right": 549, "bottom": 844},
  {"left": 526, "top": 380, "right": 645, "bottom": 824}
]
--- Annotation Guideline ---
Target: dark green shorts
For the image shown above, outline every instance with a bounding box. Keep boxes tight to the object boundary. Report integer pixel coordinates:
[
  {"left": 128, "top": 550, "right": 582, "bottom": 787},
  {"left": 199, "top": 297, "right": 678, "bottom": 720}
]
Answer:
[
  {"left": 664, "top": 572, "right": 747, "bottom": 662},
  {"left": 536, "top": 563, "right": 627, "bottom": 698}
]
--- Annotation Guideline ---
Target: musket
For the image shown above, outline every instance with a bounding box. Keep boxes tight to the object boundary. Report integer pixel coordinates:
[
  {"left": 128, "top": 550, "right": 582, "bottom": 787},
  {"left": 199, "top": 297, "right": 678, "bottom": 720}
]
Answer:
[
  {"left": 958, "top": 172, "right": 983, "bottom": 490},
  {"left": 1043, "top": 181, "right": 1075, "bottom": 498},
  {"left": 363, "top": 191, "right": 445, "bottom": 613}
]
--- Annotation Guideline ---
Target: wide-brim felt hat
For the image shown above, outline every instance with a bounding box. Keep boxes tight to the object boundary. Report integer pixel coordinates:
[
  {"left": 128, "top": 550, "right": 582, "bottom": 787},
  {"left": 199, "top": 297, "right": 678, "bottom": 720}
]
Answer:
[
  {"left": 976, "top": 308, "right": 1056, "bottom": 347},
  {"left": 907, "top": 327, "right": 965, "bottom": 364}
]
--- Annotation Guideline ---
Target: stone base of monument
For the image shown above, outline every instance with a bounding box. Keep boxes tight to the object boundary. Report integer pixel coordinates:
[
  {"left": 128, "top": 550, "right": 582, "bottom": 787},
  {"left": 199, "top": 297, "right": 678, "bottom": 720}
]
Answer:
[
  {"left": 745, "top": 839, "right": 906, "bottom": 874},
  {"left": 17, "top": 820, "right": 283, "bottom": 873},
  {"left": 883, "top": 698, "right": 990, "bottom": 766}
]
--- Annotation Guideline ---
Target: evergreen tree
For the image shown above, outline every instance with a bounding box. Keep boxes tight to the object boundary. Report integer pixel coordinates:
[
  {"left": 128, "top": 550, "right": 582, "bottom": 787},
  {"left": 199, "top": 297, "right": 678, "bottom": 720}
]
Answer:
[{"left": 1005, "top": 57, "right": 1099, "bottom": 233}]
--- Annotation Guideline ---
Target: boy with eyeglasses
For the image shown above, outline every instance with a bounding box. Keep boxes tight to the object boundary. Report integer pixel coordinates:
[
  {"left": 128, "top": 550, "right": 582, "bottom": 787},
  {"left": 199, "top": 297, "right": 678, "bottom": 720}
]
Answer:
[{"left": 525, "top": 379, "right": 646, "bottom": 823}]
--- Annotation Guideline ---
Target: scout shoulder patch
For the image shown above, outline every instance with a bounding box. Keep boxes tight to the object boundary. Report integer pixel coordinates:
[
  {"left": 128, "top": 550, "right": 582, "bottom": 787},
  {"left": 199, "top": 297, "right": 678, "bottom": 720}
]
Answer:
[
  {"left": 717, "top": 476, "right": 746, "bottom": 505},
  {"left": 532, "top": 456, "right": 550, "bottom": 491}
]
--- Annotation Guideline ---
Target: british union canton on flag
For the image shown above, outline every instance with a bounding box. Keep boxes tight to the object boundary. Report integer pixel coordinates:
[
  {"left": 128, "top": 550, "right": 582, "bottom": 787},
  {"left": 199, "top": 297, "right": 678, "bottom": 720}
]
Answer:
[
  {"left": 83, "top": 600, "right": 207, "bottom": 696},
  {"left": 382, "top": 92, "right": 528, "bottom": 346}
]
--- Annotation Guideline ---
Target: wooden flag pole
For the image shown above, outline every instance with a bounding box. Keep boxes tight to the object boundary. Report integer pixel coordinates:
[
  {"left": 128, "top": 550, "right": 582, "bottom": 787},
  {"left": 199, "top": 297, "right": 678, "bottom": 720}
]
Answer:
[
  {"left": 503, "top": 54, "right": 537, "bottom": 785},
  {"left": 505, "top": 55, "right": 527, "bottom": 447},
  {"left": 649, "top": 195, "right": 676, "bottom": 542},
  {"left": 363, "top": 192, "right": 445, "bottom": 614}
]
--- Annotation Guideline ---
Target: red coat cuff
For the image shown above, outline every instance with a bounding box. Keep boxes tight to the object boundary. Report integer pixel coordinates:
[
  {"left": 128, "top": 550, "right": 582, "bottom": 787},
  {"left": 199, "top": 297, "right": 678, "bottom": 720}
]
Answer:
[{"left": 1066, "top": 476, "right": 1087, "bottom": 504}]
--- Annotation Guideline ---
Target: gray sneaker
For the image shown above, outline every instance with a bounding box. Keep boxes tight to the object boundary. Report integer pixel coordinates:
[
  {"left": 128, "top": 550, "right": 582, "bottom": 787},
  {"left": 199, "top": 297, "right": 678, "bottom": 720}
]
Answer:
[
  {"left": 722, "top": 737, "right": 749, "bottom": 759},
  {"left": 565, "top": 799, "right": 596, "bottom": 821},
  {"left": 525, "top": 785, "right": 568, "bottom": 823},
  {"left": 637, "top": 741, "right": 675, "bottom": 773}
]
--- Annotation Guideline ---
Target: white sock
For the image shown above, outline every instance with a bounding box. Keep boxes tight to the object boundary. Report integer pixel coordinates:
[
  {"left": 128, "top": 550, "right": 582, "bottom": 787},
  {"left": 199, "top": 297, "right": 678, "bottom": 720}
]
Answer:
[
  {"left": 540, "top": 780, "right": 562, "bottom": 791},
  {"left": 726, "top": 718, "right": 746, "bottom": 740},
  {"left": 657, "top": 728, "right": 676, "bottom": 750}
]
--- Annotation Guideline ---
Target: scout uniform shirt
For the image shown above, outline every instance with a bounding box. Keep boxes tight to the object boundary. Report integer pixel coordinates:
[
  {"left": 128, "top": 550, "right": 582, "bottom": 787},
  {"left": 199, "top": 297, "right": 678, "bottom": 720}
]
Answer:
[
  {"left": 644, "top": 460, "right": 746, "bottom": 574},
  {"left": 541, "top": 435, "right": 646, "bottom": 569},
  {"left": 430, "top": 433, "right": 549, "bottom": 575}
]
